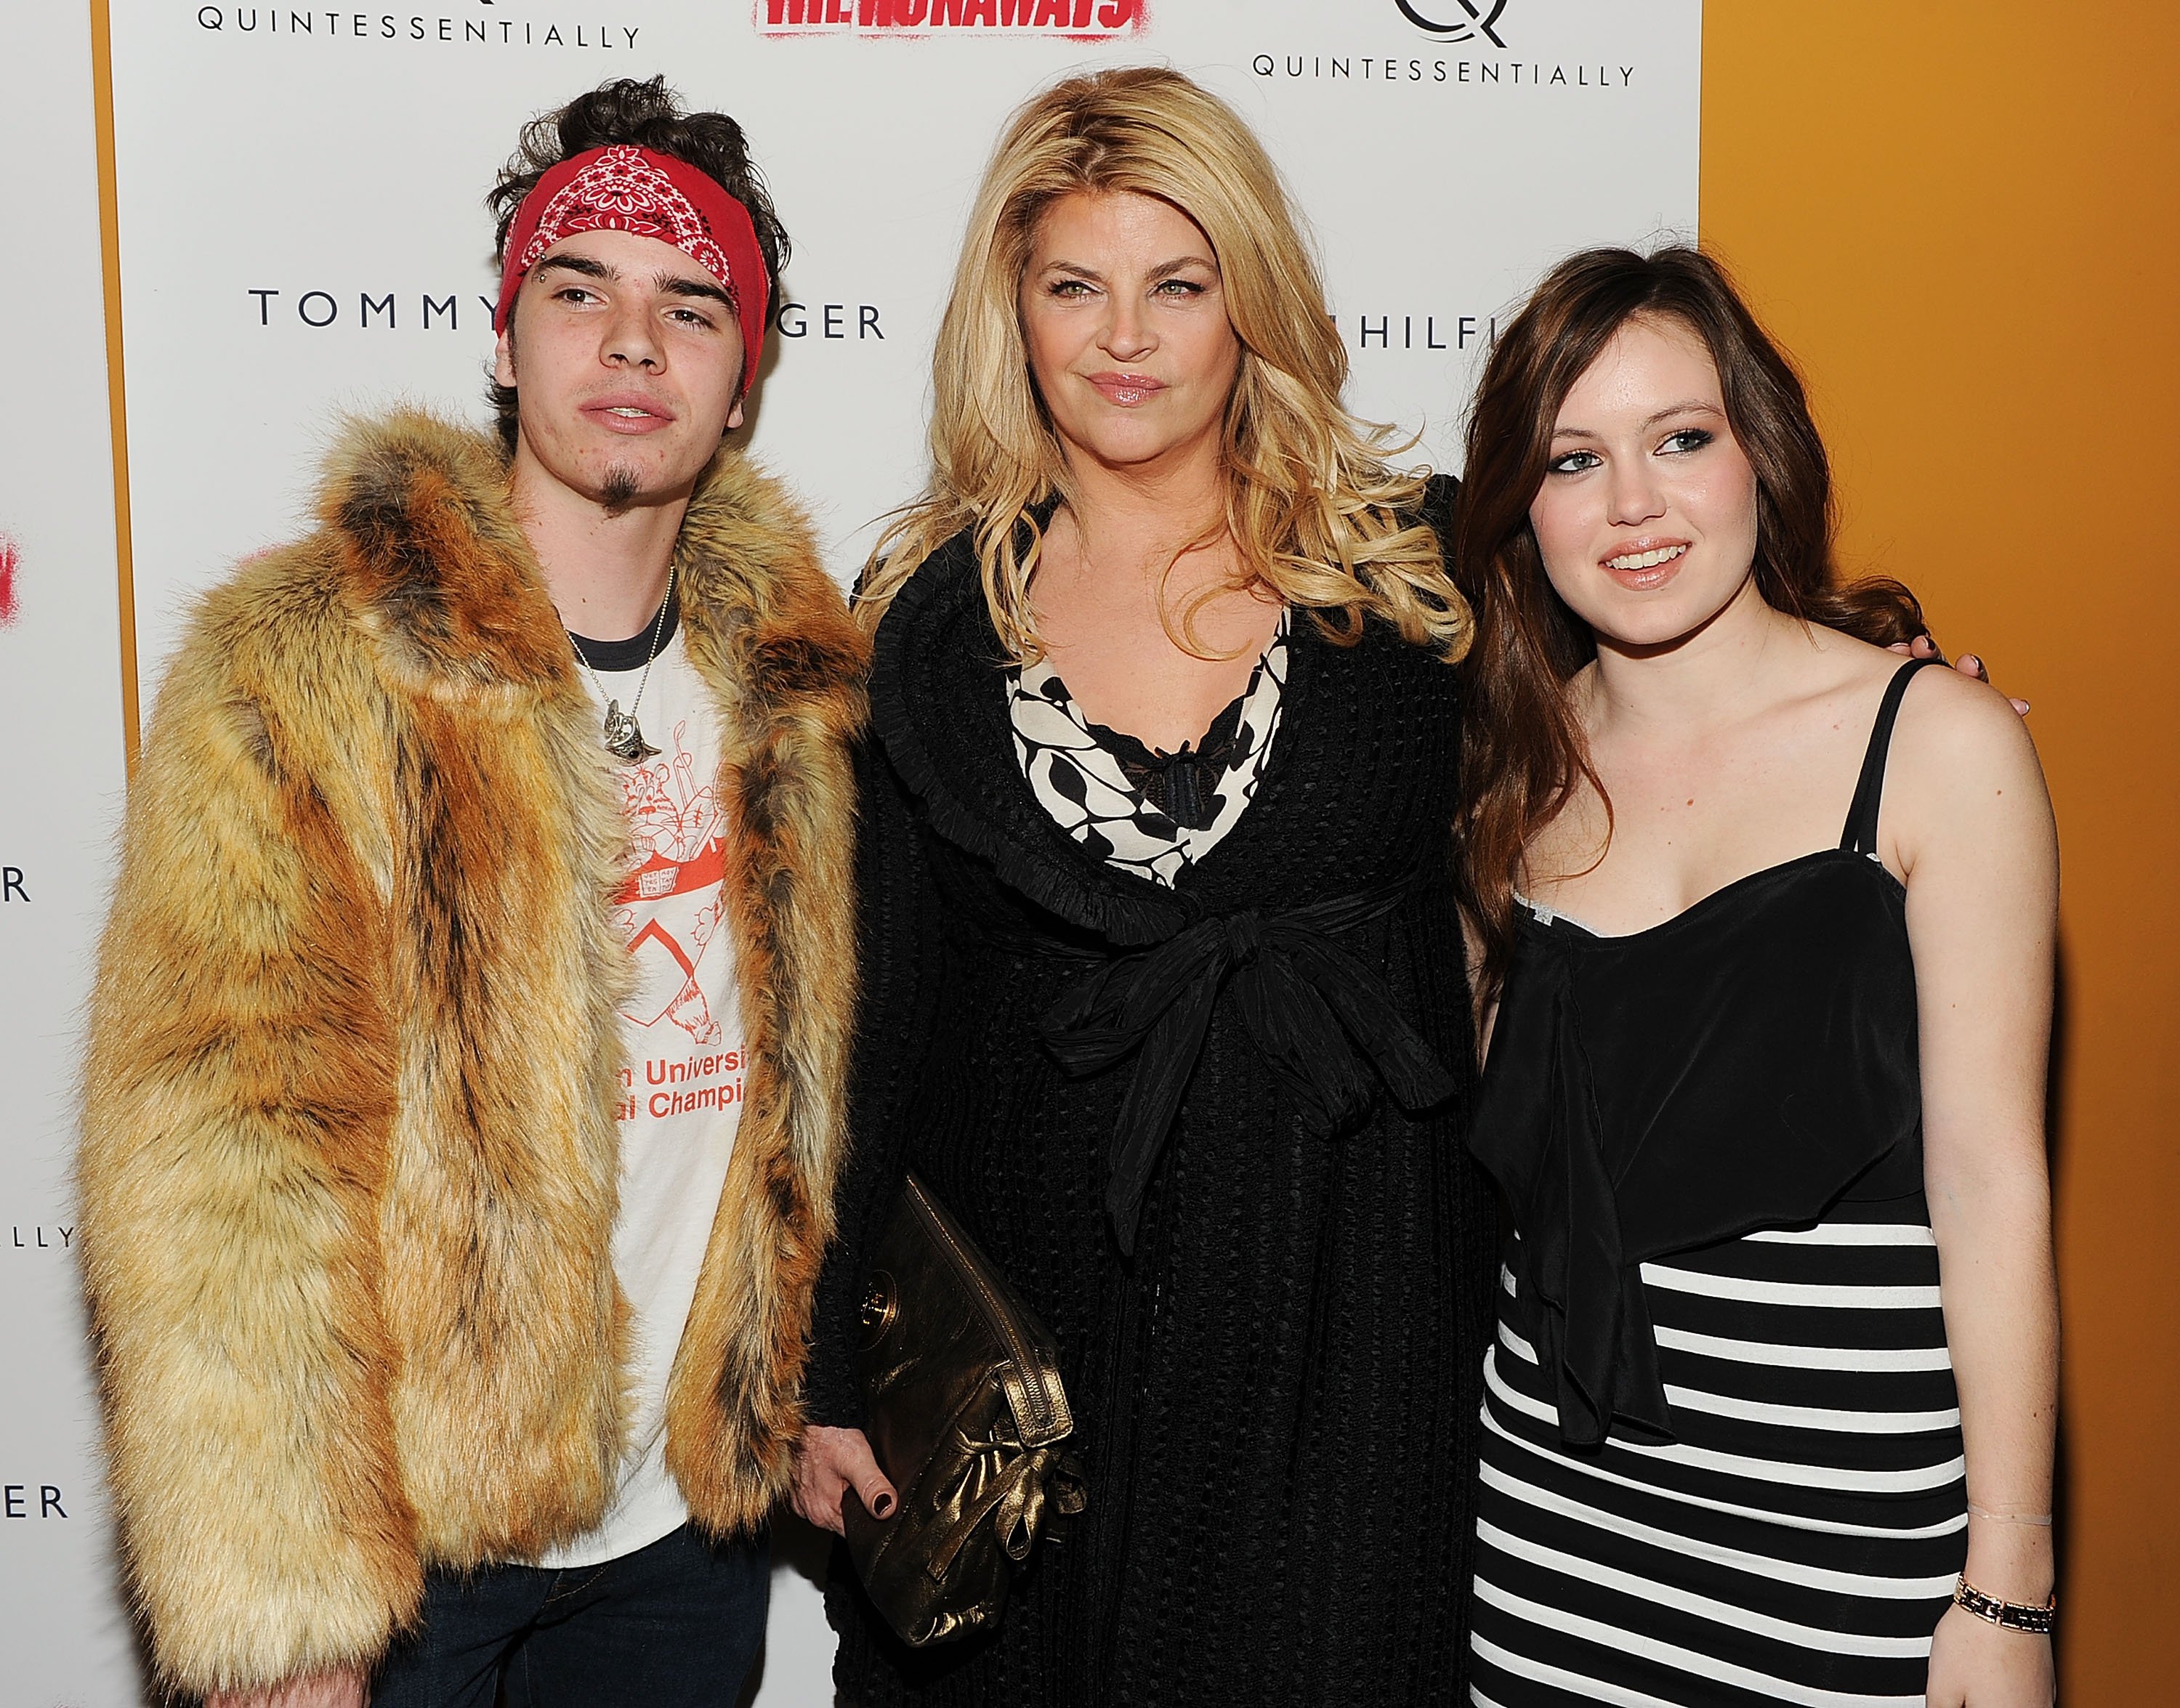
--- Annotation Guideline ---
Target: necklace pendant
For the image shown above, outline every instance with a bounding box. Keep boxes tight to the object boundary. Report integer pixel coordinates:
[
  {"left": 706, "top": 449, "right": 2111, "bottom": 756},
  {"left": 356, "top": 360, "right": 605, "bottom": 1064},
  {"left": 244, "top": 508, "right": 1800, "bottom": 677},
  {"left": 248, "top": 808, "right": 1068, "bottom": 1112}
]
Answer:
[{"left": 602, "top": 700, "right": 660, "bottom": 763}]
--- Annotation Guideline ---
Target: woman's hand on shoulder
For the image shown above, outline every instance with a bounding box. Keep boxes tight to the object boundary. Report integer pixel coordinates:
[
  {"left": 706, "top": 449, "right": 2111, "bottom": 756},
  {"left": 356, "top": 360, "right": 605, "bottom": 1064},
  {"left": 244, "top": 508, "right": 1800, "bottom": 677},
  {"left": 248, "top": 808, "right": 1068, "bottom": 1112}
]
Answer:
[
  {"left": 1926, "top": 1604, "right": 2056, "bottom": 1707},
  {"left": 1894, "top": 631, "right": 2031, "bottom": 716},
  {"left": 1887, "top": 660, "right": 2055, "bottom": 901}
]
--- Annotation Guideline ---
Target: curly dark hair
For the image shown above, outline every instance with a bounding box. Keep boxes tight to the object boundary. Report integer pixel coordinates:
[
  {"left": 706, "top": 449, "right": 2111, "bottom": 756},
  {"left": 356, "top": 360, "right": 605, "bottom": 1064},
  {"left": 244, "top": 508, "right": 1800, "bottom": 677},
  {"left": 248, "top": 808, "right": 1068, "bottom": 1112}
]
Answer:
[{"left": 486, "top": 77, "right": 791, "bottom": 449}]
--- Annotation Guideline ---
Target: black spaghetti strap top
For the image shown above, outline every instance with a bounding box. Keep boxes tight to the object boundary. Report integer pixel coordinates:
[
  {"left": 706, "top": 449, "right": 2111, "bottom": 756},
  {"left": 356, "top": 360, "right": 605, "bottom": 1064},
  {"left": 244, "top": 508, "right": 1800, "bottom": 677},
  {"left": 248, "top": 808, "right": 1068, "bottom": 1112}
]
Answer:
[{"left": 1468, "top": 658, "right": 1936, "bottom": 1448}]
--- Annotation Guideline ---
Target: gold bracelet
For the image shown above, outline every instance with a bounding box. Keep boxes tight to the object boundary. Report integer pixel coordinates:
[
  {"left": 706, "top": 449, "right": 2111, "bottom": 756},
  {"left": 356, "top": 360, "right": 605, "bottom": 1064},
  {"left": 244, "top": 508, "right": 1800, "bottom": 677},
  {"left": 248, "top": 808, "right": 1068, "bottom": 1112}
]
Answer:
[{"left": 1953, "top": 1575, "right": 2056, "bottom": 1636}]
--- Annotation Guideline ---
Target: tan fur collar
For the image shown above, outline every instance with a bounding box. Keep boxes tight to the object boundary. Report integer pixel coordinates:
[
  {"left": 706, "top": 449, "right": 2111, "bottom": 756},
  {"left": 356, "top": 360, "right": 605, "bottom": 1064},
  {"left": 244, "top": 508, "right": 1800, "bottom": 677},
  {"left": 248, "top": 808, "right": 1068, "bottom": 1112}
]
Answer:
[{"left": 316, "top": 409, "right": 865, "bottom": 715}]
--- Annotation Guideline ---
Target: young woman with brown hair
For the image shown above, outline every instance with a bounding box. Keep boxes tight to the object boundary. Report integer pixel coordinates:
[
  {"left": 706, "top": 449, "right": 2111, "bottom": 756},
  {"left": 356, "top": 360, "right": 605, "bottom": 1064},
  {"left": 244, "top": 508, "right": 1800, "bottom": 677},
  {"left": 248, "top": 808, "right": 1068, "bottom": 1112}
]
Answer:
[{"left": 1455, "top": 248, "right": 2059, "bottom": 1707}]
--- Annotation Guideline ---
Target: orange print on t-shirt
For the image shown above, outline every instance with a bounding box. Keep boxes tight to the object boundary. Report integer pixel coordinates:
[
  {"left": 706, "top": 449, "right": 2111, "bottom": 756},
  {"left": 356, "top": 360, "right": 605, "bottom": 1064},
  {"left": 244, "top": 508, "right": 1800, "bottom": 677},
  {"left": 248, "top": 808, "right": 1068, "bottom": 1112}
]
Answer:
[{"left": 612, "top": 716, "right": 728, "bottom": 1045}]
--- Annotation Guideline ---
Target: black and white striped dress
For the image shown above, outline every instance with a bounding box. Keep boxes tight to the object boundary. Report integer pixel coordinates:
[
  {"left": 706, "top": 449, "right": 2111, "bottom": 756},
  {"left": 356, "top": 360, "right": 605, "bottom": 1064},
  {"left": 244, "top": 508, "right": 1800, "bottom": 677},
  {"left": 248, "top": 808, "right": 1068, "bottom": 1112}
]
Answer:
[{"left": 1466, "top": 660, "right": 1967, "bottom": 1705}]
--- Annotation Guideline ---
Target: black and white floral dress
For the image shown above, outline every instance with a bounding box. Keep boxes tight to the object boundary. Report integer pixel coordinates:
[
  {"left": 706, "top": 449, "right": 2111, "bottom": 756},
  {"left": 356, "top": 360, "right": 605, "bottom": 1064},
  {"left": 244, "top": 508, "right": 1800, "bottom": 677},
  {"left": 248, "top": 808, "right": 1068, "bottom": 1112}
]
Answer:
[{"left": 1009, "top": 612, "right": 1288, "bottom": 886}]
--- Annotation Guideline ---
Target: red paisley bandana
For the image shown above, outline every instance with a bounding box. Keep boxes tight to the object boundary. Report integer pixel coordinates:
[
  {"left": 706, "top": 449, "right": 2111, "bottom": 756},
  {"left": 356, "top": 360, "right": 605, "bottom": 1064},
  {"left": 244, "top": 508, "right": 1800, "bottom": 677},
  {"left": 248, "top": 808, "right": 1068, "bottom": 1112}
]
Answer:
[{"left": 495, "top": 145, "right": 770, "bottom": 394}]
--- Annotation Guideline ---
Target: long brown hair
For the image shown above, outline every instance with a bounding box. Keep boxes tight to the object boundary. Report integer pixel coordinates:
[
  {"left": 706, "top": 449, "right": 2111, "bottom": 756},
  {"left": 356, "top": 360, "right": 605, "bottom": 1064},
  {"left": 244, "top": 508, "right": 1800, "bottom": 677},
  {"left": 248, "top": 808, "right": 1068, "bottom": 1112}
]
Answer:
[{"left": 1454, "top": 246, "right": 1923, "bottom": 999}]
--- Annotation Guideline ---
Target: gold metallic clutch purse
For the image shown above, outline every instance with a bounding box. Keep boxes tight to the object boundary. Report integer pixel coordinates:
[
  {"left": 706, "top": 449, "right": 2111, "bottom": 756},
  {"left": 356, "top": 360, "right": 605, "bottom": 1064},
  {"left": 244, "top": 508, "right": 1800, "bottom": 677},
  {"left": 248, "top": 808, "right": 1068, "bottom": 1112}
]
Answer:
[{"left": 844, "top": 1174, "right": 1087, "bottom": 1648}]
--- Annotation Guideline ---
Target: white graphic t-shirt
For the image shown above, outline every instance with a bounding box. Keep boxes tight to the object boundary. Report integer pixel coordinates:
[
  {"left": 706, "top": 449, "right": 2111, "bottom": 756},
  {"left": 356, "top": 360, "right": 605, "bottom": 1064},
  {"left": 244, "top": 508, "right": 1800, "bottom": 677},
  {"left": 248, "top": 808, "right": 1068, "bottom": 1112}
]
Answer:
[{"left": 542, "top": 624, "right": 746, "bottom": 1569}]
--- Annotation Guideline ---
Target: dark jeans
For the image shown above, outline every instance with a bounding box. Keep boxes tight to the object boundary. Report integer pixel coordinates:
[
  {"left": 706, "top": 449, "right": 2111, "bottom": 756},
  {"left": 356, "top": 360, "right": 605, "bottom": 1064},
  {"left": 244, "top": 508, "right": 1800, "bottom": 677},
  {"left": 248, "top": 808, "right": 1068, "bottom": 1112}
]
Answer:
[{"left": 370, "top": 1523, "right": 769, "bottom": 1708}]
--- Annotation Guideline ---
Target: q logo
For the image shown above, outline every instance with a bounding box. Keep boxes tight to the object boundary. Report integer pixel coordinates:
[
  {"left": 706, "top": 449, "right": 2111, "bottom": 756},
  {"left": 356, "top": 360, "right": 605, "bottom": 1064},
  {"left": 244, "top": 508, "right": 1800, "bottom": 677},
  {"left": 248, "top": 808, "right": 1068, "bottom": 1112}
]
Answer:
[{"left": 1397, "top": 0, "right": 1509, "bottom": 48}]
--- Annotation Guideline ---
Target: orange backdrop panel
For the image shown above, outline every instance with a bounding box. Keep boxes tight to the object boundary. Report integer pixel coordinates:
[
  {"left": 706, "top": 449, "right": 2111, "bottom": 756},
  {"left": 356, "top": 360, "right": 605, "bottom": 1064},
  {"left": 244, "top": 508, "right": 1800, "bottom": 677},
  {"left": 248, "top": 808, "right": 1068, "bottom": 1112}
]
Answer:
[{"left": 1700, "top": 2, "right": 2179, "bottom": 1695}]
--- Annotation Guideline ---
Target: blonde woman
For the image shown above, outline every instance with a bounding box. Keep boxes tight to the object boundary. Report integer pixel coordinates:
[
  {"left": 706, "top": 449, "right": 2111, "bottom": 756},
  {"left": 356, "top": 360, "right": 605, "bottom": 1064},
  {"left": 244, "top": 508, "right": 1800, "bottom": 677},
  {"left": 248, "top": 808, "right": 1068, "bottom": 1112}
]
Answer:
[{"left": 791, "top": 68, "right": 1495, "bottom": 1705}]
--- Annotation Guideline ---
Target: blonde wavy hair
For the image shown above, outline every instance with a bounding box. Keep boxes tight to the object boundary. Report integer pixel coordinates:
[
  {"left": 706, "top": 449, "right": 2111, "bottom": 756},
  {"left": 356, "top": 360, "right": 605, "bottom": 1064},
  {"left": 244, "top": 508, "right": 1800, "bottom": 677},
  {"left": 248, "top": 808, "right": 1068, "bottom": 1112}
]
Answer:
[{"left": 856, "top": 65, "right": 1472, "bottom": 664}]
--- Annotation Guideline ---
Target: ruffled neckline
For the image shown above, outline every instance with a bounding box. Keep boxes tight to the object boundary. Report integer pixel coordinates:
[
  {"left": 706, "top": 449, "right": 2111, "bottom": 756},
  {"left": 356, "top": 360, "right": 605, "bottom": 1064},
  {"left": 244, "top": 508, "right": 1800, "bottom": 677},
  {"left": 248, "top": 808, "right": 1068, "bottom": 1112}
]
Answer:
[{"left": 866, "top": 535, "right": 1195, "bottom": 947}]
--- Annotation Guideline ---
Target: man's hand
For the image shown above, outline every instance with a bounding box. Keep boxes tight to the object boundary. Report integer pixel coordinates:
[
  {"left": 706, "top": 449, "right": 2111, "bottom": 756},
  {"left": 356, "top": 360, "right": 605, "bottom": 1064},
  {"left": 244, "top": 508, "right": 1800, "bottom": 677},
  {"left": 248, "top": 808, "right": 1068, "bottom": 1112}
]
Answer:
[
  {"left": 208, "top": 1666, "right": 370, "bottom": 1708},
  {"left": 1899, "top": 632, "right": 2031, "bottom": 716},
  {"left": 793, "top": 1423, "right": 897, "bottom": 1536}
]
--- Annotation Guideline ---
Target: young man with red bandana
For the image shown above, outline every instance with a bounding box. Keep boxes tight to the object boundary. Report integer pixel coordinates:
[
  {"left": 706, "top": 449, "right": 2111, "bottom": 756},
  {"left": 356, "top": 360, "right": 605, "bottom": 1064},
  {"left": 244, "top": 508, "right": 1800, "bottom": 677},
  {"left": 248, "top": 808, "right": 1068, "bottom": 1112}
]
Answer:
[{"left": 78, "top": 78, "right": 866, "bottom": 1708}]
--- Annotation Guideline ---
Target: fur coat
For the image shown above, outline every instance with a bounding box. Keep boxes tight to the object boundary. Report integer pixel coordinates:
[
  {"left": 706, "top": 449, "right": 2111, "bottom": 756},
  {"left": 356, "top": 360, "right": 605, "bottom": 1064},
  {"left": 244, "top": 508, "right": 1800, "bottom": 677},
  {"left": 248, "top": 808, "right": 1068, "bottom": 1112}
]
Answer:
[{"left": 78, "top": 413, "right": 867, "bottom": 1696}]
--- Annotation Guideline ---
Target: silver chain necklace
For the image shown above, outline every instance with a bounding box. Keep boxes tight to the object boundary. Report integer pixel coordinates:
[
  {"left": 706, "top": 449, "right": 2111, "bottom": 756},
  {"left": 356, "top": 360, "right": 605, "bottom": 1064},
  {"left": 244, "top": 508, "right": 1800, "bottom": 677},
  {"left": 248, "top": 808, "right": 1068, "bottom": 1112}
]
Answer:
[{"left": 573, "top": 566, "right": 674, "bottom": 763}]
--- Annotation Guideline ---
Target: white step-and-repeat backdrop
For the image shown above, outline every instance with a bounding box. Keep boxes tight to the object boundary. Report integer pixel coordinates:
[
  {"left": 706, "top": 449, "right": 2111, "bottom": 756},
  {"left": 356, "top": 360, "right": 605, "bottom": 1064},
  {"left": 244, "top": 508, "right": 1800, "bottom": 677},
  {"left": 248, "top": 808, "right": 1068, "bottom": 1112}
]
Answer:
[{"left": 2, "top": 1, "right": 1700, "bottom": 1701}]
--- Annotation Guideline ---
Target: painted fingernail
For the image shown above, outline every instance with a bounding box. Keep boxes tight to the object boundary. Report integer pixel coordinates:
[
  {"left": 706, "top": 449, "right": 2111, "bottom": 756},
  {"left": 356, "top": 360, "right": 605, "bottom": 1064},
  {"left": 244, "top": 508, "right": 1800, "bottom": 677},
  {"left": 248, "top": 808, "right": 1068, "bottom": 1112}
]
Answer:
[{"left": 874, "top": 1493, "right": 895, "bottom": 1517}]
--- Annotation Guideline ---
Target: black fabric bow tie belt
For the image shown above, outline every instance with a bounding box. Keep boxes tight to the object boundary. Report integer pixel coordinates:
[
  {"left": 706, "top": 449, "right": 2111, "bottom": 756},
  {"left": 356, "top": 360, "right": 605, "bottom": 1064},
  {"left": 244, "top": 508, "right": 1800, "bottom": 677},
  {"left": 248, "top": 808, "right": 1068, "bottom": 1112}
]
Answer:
[{"left": 1017, "top": 877, "right": 1460, "bottom": 1255}]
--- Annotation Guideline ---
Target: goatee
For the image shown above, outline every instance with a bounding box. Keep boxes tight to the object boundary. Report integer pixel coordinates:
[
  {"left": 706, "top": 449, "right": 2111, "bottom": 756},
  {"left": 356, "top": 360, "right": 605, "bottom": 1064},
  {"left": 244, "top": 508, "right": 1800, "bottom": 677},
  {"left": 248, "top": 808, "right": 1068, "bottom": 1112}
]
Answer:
[{"left": 601, "top": 466, "right": 642, "bottom": 513}]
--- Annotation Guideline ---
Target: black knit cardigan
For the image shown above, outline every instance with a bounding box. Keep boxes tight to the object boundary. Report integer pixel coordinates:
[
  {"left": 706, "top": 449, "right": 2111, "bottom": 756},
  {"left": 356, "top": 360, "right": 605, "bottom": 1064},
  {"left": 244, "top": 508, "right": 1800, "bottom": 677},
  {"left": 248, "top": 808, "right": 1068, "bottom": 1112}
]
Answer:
[{"left": 808, "top": 493, "right": 1497, "bottom": 1708}]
